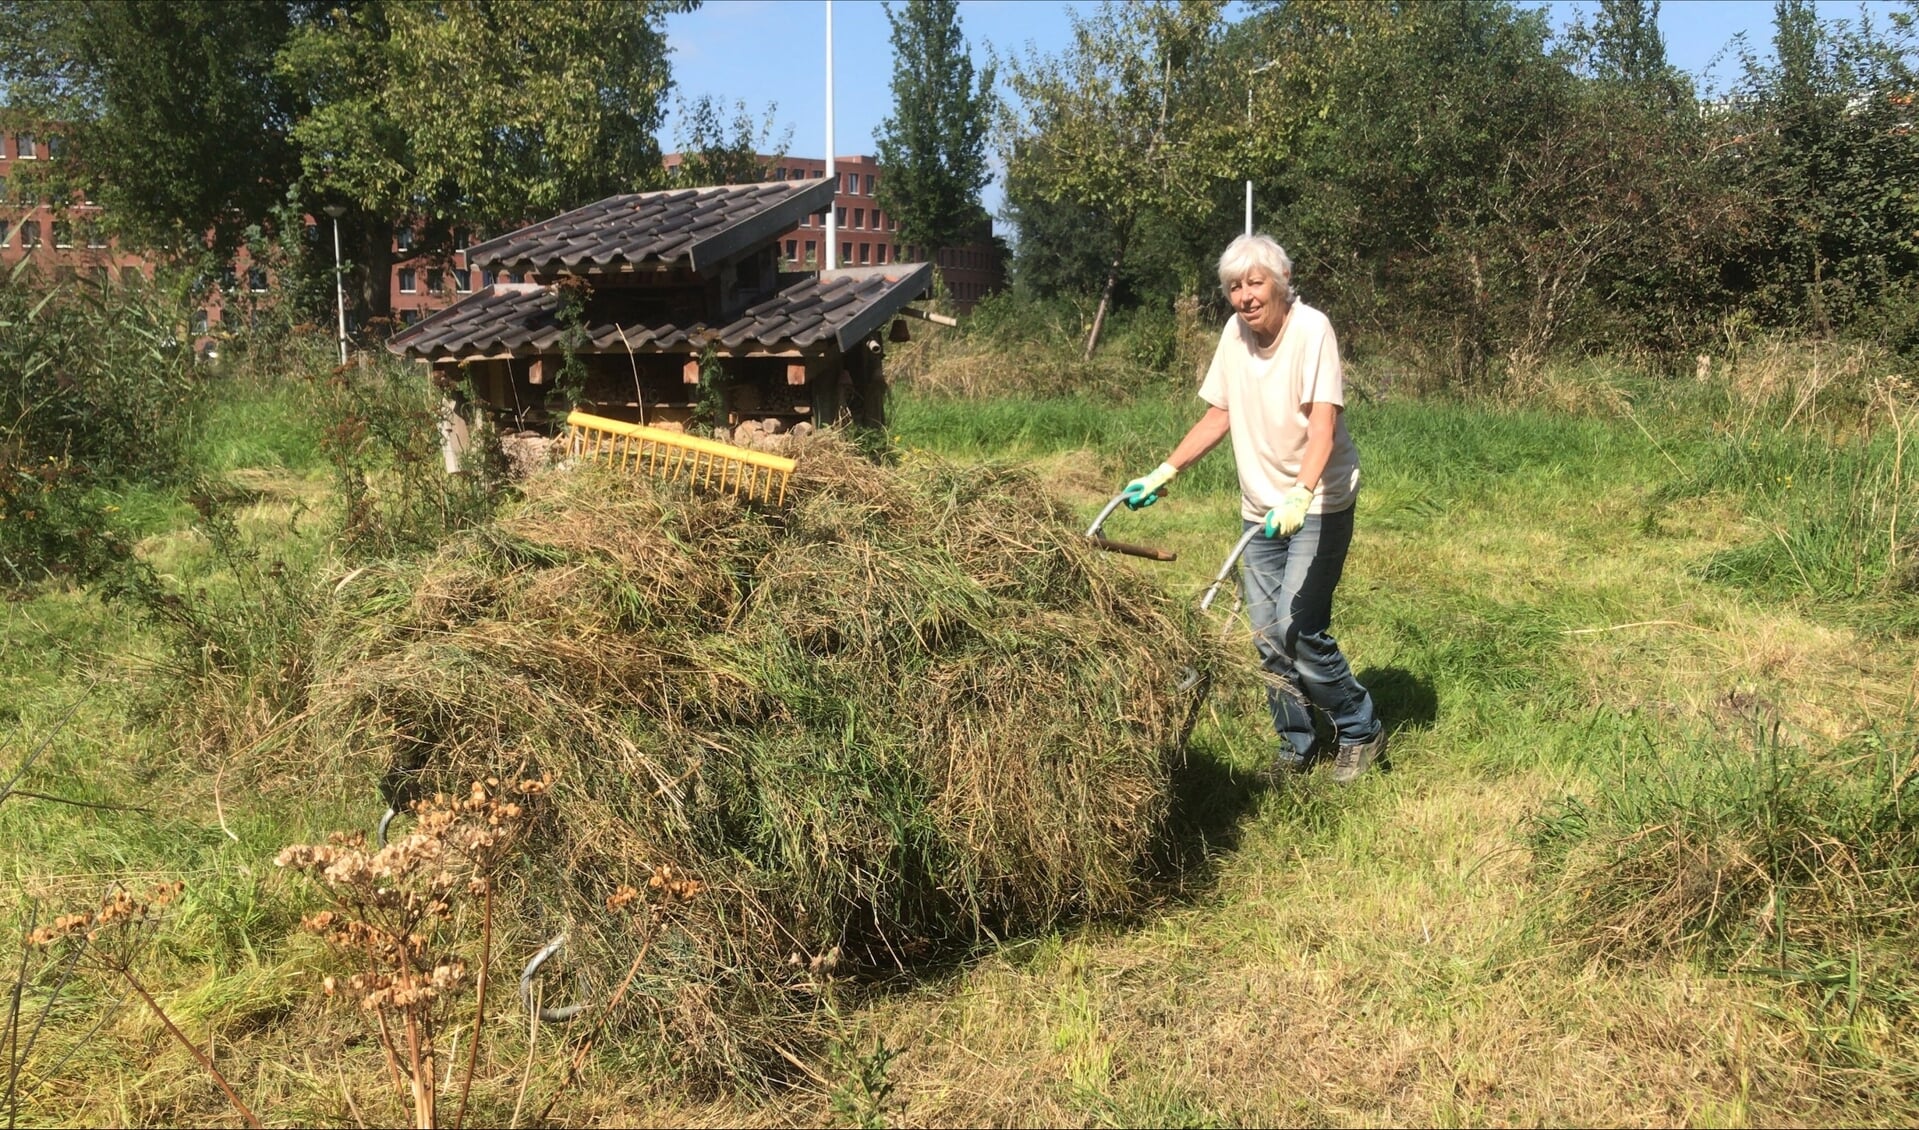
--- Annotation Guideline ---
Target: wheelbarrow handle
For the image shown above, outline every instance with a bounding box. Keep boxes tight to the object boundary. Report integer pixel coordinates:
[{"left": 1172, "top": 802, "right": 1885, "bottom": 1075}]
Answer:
[
  {"left": 1086, "top": 493, "right": 1178, "bottom": 561},
  {"left": 1086, "top": 494, "right": 1131, "bottom": 539},
  {"left": 1199, "top": 525, "right": 1263, "bottom": 611}
]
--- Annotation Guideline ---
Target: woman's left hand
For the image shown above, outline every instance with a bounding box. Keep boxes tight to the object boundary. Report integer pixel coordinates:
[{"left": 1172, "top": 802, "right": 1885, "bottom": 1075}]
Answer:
[{"left": 1262, "top": 485, "right": 1314, "bottom": 537}]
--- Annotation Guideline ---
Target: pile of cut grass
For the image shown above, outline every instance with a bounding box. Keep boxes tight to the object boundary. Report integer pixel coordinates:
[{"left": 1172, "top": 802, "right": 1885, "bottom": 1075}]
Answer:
[{"left": 299, "top": 436, "right": 1224, "bottom": 1080}]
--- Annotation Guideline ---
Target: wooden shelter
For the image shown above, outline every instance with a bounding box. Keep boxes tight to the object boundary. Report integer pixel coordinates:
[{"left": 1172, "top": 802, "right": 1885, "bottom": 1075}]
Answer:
[{"left": 385, "top": 179, "right": 935, "bottom": 460}]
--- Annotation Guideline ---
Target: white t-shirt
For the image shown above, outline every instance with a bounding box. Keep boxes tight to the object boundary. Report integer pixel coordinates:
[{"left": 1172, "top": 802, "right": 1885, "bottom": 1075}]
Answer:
[{"left": 1197, "top": 301, "right": 1359, "bottom": 521}]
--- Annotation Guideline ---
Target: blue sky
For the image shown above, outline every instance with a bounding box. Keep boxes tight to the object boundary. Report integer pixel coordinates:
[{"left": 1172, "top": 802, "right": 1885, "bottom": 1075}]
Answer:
[{"left": 662, "top": 0, "right": 1900, "bottom": 214}]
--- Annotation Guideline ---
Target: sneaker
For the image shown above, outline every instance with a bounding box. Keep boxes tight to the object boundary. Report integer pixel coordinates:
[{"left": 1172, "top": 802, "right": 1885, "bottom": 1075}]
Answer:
[
  {"left": 1332, "top": 731, "right": 1384, "bottom": 786},
  {"left": 1256, "top": 748, "right": 1312, "bottom": 785}
]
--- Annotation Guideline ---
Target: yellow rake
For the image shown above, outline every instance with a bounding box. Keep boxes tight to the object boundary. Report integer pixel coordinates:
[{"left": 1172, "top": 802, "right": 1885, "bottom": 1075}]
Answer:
[{"left": 564, "top": 410, "right": 796, "bottom": 506}]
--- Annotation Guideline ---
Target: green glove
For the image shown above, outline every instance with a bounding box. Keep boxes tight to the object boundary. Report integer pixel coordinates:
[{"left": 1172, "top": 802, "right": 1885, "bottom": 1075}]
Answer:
[
  {"left": 1121, "top": 461, "right": 1178, "bottom": 510},
  {"left": 1262, "top": 485, "right": 1314, "bottom": 537}
]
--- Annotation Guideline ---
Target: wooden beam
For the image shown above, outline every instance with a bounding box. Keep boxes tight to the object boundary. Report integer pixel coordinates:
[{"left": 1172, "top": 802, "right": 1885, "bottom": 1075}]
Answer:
[
  {"left": 683, "top": 356, "right": 703, "bottom": 384},
  {"left": 786, "top": 362, "right": 808, "bottom": 386},
  {"left": 897, "top": 305, "right": 958, "bottom": 328}
]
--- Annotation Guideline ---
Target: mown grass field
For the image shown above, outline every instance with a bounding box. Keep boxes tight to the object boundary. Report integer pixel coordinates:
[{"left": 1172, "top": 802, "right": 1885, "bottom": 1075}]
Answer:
[{"left": 4, "top": 344, "right": 1916, "bottom": 1127}]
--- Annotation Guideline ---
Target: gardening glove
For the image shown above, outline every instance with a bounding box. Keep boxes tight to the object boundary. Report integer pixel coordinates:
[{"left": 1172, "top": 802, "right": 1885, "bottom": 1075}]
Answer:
[
  {"left": 1262, "top": 485, "right": 1314, "bottom": 538},
  {"left": 1121, "top": 462, "right": 1179, "bottom": 510}
]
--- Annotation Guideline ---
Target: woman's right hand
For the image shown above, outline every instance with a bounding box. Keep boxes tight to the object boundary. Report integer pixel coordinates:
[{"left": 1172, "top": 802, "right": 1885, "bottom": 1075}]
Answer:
[{"left": 1121, "top": 462, "right": 1179, "bottom": 509}]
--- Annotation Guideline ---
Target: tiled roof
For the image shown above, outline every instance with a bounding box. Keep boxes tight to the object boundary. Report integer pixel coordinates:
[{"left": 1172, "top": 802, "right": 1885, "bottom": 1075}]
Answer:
[
  {"left": 463, "top": 178, "right": 836, "bottom": 274},
  {"left": 386, "top": 264, "right": 934, "bottom": 360}
]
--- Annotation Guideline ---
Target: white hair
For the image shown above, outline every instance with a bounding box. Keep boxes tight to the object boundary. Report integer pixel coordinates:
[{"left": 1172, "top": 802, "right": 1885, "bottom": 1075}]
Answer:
[{"left": 1217, "top": 234, "right": 1293, "bottom": 301}]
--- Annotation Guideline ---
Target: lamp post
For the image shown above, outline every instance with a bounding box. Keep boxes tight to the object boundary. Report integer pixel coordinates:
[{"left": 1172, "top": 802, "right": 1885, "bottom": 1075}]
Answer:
[
  {"left": 1245, "top": 59, "right": 1279, "bottom": 237},
  {"left": 323, "top": 204, "right": 348, "bottom": 365}
]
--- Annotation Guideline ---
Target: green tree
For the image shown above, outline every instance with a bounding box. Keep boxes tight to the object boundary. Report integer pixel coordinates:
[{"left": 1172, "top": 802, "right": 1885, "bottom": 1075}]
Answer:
[
  {"left": 1002, "top": 0, "right": 1226, "bottom": 358},
  {"left": 669, "top": 94, "right": 790, "bottom": 187},
  {"left": 1, "top": 1, "right": 693, "bottom": 332},
  {"left": 278, "top": 0, "right": 690, "bottom": 328},
  {"left": 0, "top": 0, "right": 299, "bottom": 260},
  {"left": 872, "top": 0, "right": 995, "bottom": 262}
]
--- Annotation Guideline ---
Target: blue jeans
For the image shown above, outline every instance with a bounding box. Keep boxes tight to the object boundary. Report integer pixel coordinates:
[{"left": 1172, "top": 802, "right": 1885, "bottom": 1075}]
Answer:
[{"left": 1239, "top": 507, "right": 1380, "bottom": 762}]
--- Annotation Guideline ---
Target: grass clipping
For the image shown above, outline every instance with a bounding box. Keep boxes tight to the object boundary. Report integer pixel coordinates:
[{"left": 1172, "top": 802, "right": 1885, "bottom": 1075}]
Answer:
[{"left": 308, "top": 437, "right": 1221, "bottom": 1079}]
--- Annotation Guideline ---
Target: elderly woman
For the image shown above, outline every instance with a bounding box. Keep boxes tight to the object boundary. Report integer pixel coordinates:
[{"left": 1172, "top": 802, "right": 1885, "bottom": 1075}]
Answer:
[{"left": 1120, "top": 234, "right": 1383, "bottom": 783}]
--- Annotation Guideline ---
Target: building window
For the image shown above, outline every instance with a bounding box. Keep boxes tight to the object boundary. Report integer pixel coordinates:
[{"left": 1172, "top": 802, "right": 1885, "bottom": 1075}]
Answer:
[
  {"left": 453, "top": 229, "right": 470, "bottom": 250},
  {"left": 394, "top": 225, "right": 413, "bottom": 252},
  {"left": 835, "top": 206, "right": 846, "bottom": 227},
  {"left": 428, "top": 268, "right": 444, "bottom": 294},
  {"left": 841, "top": 242, "right": 851, "bottom": 263},
  {"left": 47, "top": 134, "right": 65, "bottom": 159},
  {"left": 888, "top": 215, "right": 897, "bottom": 232},
  {"left": 85, "top": 223, "right": 107, "bottom": 249},
  {"left": 875, "top": 244, "right": 887, "bottom": 264},
  {"left": 0, "top": 222, "right": 8, "bottom": 248},
  {"left": 121, "top": 266, "right": 143, "bottom": 286},
  {"left": 0, "top": 174, "right": 7, "bottom": 202},
  {"left": 804, "top": 239, "right": 816, "bottom": 264},
  {"left": 304, "top": 221, "right": 319, "bottom": 243},
  {"left": 248, "top": 267, "right": 267, "bottom": 292},
  {"left": 51, "top": 220, "right": 71, "bottom": 248},
  {"left": 853, "top": 208, "right": 864, "bottom": 229},
  {"left": 800, "top": 212, "right": 810, "bottom": 228},
  {"left": 399, "top": 267, "right": 417, "bottom": 293},
  {"left": 454, "top": 268, "right": 471, "bottom": 292},
  {"left": 864, "top": 174, "right": 874, "bottom": 195},
  {"left": 858, "top": 243, "right": 870, "bottom": 265},
  {"left": 20, "top": 220, "right": 40, "bottom": 247},
  {"left": 400, "top": 308, "right": 420, "bottom": 326},
  {"left": 221, "top": 264, "right": 238, "bottom": 291},
  {"left": 784, "top": 239, "right": 796, "bottom": 259},
  {"left": 192, "top": 308, "right": 209, "bottom": 333},
  {"left": 15, "top": 133, "right": 35, "bottom": 159},
  {"left": 774, "top": 167, "right": 786, "bottom": 180}
]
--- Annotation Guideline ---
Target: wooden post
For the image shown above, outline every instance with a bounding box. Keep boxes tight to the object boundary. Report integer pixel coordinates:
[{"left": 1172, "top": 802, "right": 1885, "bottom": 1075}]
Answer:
[{"left": 438, "top": 395, "right": 471, "bottom": 474}]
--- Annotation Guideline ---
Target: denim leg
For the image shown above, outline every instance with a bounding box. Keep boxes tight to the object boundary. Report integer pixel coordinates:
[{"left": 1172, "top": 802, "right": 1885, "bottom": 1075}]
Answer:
[{"left": 1238, "top": 507, "right": 1380, "bottom": 759}]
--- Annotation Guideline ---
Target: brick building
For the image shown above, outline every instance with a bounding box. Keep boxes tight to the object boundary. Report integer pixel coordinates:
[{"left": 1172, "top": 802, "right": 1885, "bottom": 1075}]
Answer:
[{"left": 0, "top": 129, "right": 152, "bottom": 287}]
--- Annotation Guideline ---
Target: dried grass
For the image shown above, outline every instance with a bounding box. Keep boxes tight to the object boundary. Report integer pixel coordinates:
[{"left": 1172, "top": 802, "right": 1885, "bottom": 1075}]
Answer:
[{"left": 293, "top": 434, "right": 1225, "bottom": 1082}]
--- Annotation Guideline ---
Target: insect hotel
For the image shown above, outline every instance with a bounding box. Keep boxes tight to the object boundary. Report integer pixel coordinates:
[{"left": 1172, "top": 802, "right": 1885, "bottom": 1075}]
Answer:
[{"left": 386, "top": 177, "right": 939, "bottom": 478}]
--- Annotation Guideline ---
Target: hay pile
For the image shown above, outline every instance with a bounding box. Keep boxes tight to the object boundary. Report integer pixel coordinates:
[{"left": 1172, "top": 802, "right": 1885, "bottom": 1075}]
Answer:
[{"left": 308, "top": 437, "right": 1221, "bottom": 1077}]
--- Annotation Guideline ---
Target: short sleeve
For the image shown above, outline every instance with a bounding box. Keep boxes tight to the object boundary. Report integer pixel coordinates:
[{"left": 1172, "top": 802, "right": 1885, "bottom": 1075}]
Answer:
[{"left": 1298, "top": 315, "right": 1345, "bottom": 408}]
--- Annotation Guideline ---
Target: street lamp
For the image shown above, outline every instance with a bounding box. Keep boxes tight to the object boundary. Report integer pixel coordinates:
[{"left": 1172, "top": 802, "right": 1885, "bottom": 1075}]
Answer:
[
  {"left": 323, "top": 204, "right": 348, "bottom": 365},
  {"left": 1245, "top": 59, "right": 1279, "bottom": 237}
]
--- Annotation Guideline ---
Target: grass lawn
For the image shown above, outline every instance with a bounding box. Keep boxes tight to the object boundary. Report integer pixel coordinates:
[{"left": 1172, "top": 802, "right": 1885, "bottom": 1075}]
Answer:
[{"left": 4, "top": 356, "right": 1915, "bottom": 1126}]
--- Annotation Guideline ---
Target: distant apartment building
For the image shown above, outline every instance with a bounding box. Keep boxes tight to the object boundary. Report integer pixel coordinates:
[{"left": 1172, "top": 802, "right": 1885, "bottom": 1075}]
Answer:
[
  {"left": 0, "top": 129, "right": 151, "bottom": 287},
  {"left": 1, "top": 126, "right": 280, "bottom": 351}
]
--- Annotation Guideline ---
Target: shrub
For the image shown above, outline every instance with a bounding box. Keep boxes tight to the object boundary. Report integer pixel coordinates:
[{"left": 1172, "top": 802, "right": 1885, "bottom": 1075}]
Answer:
[{"left": 0, "top": 267, "right": 199, "bottom": 583}]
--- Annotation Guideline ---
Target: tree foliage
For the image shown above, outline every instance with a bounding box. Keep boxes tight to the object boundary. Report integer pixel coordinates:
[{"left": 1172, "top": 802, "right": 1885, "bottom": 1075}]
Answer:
[
  {"left": 872, "top": 0, "right": 995, "bottom": 258},
  {"left": 1001, "top": 0, "right": 1227, "bottom": 357},
  {"left": 669, "top": 95, "right": 790, "bottom": 187},
  {"left": 0, "top": 0, "right": 298, "bottom": 259},
  {"left": 998, "top": 0, "right": 1919, "bottom": 378},
  {"left": 0, "top": 0, "right": 693, "bottom": 328}
]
